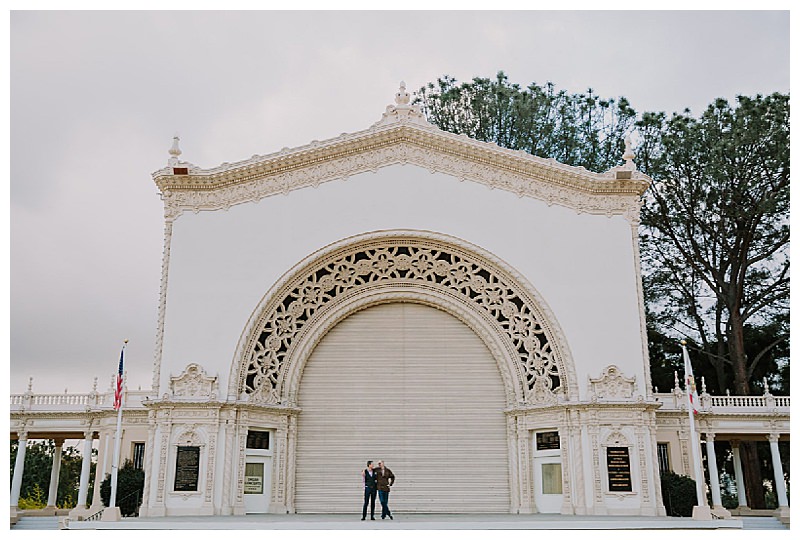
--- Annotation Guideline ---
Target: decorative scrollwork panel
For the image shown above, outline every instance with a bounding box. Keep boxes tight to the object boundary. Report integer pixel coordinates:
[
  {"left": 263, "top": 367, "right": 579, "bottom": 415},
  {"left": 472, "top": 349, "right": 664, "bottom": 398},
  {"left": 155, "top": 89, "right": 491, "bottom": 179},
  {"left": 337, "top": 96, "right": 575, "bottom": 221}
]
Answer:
[{"left": 241, "top": 237, "right": 567, "bottom": 405}]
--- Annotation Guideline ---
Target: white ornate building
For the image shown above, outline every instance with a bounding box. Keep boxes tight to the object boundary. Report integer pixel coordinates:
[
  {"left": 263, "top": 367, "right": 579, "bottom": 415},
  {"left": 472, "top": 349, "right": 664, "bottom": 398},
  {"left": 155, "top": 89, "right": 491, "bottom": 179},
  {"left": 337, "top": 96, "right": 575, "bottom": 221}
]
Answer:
[{"left": 10, "top": 84, "right": 790, "bottom": 522}]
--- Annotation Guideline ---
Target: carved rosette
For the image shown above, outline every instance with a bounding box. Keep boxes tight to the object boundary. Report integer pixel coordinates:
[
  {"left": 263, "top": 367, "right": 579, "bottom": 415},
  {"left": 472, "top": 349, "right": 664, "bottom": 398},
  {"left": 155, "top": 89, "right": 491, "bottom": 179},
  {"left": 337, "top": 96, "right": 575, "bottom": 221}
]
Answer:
[{"left": 238, "top": 236, "right": 569, "bottom": 406}]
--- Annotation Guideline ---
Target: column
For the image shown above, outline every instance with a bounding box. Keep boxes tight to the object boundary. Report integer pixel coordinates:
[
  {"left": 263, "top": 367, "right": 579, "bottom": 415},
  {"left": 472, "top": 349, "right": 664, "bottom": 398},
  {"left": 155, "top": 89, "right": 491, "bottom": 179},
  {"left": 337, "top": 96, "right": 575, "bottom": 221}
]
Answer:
[
  {"left": 92, "top": 430, "right": 111, "bottom": 507},
  {"left": 46, "top": 438, "right": 64, "bottom": 508},
  {"left": 730, "top": 441, "right": 748, "bottom": 508},
  {"left": 76, "top": 432, "right": 94, "bottom": 507},
  {"left": 767, "top": 434, "right": 789, "bottom": 508},
  {"left": 705, "top": 434, "right": 723, "bottom": 507},
  {"left": 11, "top": 432, "right": 28, "bottom": 508}
]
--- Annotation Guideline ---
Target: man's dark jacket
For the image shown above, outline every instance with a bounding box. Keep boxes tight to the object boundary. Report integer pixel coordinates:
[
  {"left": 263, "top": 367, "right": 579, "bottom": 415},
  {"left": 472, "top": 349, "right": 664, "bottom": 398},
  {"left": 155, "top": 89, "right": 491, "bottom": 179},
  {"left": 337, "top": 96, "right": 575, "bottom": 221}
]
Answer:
[{"left": 376, "top": 467, "right": 395, "bottom": 492}]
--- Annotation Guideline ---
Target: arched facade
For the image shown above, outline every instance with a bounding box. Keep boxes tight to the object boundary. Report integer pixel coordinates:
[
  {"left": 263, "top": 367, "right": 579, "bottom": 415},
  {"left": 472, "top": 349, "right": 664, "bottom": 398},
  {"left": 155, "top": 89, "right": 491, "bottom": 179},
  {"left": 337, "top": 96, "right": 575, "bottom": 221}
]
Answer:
[{"left": 133, "top": 85, "right": 666, "bottom": 517}]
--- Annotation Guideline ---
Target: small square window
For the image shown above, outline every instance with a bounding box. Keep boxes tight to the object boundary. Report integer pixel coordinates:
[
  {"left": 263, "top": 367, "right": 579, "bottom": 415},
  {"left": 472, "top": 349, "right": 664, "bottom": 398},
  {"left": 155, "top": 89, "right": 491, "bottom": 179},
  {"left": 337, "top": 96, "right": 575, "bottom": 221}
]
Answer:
[{"left": 246, "top": 430, "right": 270, "bottom": 450}]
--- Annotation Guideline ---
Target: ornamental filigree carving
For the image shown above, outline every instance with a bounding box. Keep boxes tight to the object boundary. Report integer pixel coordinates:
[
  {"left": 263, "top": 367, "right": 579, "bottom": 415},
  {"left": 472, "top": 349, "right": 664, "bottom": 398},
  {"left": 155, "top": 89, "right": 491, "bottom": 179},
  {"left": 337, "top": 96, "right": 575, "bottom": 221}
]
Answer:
[
  {"left": 589, "top": 365, "right": 636, "bottom": 401},
  {"left": 604, "top": 430, "right": 631, "bottom": 447},
  {"left": 174, "top": 426, "right": 204, "bottom": 447},
  {"left": 169, "top": 363, "right": 219, "bottom": 400},
  {"left": 240, "top": 239, "right": 565, "bottom": 406}
]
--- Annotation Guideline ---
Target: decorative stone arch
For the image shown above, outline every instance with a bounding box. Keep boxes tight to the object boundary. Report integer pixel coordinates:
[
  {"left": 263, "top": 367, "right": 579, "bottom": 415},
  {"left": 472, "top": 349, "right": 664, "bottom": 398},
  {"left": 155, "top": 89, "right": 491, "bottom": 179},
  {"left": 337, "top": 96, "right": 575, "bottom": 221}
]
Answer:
[{"left": 229, "top": 230, "right": 577, "bottom": 406}]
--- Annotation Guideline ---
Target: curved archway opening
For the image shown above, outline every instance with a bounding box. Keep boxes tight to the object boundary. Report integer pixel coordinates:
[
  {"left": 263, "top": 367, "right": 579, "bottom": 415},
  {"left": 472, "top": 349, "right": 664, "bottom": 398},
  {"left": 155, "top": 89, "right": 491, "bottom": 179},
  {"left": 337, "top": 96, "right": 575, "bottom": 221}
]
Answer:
[{"left": 294, "top": 302, "right": 510, "bottom": 513}]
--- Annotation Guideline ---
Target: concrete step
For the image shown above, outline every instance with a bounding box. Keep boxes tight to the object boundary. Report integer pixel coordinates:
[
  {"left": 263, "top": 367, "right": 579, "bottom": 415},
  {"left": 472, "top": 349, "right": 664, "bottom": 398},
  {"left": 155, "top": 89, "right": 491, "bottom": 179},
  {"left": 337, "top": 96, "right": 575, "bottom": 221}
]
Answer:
[
  {"left": 11, "top": 516, "right": 60, "bottom": 530},
  {"left": 741, "top": 516, "right": 788, "bottom": 530}
]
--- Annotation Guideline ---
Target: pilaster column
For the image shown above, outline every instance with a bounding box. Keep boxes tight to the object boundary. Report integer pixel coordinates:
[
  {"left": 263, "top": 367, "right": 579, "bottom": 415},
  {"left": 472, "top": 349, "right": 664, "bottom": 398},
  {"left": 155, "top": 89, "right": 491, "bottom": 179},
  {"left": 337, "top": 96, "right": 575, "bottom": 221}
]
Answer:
[
  {"left": 704, "top": 433, "right": 723, "bottom": 507},
  {"left": 46, "top": 438, "right": 64, "bottom": 508},
  {"left": 730, "top": 441, "right": 748, "bottom": 508},
  {"left": 767, "top": 434, "right": 789, "bottom": 508},
  {"left": 11, "top": 432, "right": 29, "bottom": 508},
  {"left": 76, "top": 432, "right": 94, "bottom": 507}
]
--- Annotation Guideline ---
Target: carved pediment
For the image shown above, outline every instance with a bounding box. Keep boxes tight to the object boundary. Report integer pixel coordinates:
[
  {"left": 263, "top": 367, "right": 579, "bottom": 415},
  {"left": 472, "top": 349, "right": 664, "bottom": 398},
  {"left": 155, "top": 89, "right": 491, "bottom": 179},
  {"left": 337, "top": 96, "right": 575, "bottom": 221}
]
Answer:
[
  {"left": 170, "top": 363, "right": 218, "bottom": 400},
  {"left": 153, "top": 84, "right": 650, "bottom": 222},
  {"left": 589, "top": 365, "right": 636, "bottom": 401}
]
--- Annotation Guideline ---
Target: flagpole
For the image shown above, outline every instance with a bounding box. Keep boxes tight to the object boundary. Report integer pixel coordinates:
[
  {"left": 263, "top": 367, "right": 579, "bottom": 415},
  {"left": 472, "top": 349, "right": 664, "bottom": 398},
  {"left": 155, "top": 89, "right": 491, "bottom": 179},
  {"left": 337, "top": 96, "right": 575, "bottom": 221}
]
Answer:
[
  {"left": 109, "top": 340, "right": 127, "bottom": 509},
  {"left": 681, "top": 340, "right": 709, "bottom": 519}
]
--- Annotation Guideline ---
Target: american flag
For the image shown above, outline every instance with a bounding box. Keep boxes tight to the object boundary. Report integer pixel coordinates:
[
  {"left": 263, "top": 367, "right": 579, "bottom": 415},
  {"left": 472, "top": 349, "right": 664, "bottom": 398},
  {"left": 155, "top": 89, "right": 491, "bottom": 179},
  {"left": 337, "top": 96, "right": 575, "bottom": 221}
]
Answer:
[{"left": 113, "top": 344, "right": 125, "bottom": 410}]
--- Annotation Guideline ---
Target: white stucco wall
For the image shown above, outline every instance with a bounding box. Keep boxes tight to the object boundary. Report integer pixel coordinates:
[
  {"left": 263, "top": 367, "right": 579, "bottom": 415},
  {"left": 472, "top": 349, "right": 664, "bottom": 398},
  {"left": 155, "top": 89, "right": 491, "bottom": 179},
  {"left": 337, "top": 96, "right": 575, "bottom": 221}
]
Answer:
[{"left": 159, "top": 163, "right": 645, "bottom": 401}]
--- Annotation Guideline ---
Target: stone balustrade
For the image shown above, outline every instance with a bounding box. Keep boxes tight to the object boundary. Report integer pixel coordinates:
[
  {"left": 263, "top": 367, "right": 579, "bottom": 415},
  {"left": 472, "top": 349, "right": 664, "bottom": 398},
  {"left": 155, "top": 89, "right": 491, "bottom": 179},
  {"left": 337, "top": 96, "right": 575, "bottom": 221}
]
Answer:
[
  {"left": 10, "top": 389, "right": 151, "bottom": 412},
  {"left": 654, "top": 391, "right": 789, "bottom": 414}
]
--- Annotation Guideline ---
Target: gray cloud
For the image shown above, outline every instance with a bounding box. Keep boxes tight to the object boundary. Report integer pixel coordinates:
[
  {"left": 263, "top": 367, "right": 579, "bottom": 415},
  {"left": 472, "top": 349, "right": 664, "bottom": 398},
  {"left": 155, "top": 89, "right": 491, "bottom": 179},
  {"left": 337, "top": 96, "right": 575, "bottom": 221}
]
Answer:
[{"left": 9, "top": 10, "right": 790, "bottom": 393}]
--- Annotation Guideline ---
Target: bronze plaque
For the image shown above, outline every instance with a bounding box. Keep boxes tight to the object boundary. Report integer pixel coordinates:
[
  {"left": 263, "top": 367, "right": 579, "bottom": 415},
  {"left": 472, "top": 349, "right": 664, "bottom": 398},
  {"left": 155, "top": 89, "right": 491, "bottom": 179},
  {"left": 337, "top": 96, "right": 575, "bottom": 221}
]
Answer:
[
  {"left": 536, "top": 431, "right": 560, "bottom": 451},
  {"left": 174, "top": 446, "right": 200, "bottom": 492},
  {"left": 606, "top": 447, "right": 632, "bottom": 492}
]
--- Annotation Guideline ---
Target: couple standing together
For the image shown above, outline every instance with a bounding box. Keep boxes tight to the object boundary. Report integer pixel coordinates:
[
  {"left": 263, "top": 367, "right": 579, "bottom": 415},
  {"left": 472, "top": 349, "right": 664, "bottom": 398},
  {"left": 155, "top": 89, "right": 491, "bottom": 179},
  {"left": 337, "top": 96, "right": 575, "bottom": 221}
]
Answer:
[{"left": 361, "top": 460, "right": 394, "bottom": 520}]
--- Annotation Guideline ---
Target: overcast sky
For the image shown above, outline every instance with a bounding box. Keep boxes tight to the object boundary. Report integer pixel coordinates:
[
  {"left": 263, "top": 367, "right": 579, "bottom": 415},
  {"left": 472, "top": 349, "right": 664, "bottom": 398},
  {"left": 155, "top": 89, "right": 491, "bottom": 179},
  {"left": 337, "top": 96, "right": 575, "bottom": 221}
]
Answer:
[{"left": 8, "top": 9, "right": 791, "bottom": 394}]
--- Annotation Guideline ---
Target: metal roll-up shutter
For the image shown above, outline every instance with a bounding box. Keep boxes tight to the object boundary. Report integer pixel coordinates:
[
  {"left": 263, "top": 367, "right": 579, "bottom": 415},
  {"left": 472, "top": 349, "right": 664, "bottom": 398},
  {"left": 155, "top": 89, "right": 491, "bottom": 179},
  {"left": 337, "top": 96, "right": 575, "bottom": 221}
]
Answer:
[{"left": 294, "top": 302, "right": 510, "bottom": 513}]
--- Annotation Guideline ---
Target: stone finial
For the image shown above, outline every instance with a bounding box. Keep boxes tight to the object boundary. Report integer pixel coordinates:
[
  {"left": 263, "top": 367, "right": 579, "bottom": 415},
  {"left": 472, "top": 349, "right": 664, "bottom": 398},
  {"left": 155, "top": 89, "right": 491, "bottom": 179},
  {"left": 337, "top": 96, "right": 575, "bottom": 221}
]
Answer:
[
  {"left": 92, "top": 377, "right": 98, "bottom": 393},
  {"left": 673, "top": 370, "right": 680, "bottom": 391},
  {"left": 622, "top": 134, "right": 636, "bottom": 171},
  {"left": 395, "top": 81, "right": 411, "bottom": 106},
  {"left": 763, "top": 377, "right": 771, "bottom": 395},
  {"left": 374, "top": 81, "right": 428, "bottom": 127},
  {"left": 701, "top": 376, "right": 707, "bottom": 395},
  {"left": 168, "top": 133, "right": 182, "bottom": 166},
  {"left": 27, "top": 377, "right": 33, "bottom": 393}
]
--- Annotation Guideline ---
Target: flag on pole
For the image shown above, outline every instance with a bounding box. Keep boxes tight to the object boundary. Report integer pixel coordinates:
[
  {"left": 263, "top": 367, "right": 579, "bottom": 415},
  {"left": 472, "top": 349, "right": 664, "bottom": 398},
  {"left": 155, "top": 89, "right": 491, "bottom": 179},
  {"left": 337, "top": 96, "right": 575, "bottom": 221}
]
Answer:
[
  {"left": 682, "top": 341, "right": 700, "bottom": 414},
  {"left": 113, "top": 343, "right": 125, "bottom": 410}
]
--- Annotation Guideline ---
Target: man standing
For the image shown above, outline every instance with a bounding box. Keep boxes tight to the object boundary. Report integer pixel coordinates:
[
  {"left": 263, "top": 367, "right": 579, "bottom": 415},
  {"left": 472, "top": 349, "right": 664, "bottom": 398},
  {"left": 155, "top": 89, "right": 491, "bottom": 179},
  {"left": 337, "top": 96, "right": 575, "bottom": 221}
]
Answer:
[
  {"left": 361, "top": 460, "right": 377, "bottom": 520},
  {"left": 376, "top": 460, "right": 395, "bottom": 520}
]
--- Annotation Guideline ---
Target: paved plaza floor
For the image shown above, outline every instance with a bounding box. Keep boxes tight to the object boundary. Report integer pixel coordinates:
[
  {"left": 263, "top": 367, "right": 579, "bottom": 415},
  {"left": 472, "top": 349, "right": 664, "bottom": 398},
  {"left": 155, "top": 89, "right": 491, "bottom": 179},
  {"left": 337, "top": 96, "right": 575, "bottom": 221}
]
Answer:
[{"left": 9, "top": 513, "right": 790, "bottom": 531}]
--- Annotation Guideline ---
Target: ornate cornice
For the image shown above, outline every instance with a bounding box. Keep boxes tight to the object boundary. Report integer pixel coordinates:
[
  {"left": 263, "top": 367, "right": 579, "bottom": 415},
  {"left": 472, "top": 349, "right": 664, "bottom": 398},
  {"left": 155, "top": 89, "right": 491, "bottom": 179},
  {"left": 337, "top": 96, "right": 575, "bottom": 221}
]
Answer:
[{"left": 153, "top": 90, "right": 650, "bottom": 221}]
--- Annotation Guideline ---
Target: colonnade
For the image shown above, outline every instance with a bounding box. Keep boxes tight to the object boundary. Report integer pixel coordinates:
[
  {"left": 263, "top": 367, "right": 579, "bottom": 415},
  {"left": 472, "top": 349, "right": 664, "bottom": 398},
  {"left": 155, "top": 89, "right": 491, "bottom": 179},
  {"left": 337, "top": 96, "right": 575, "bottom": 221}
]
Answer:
[
  {"left": 10, "top": 430, "right": 98, "bottom": 518},
  {"left": 701, "top": 433, "right": 789, "bottom": 516}
]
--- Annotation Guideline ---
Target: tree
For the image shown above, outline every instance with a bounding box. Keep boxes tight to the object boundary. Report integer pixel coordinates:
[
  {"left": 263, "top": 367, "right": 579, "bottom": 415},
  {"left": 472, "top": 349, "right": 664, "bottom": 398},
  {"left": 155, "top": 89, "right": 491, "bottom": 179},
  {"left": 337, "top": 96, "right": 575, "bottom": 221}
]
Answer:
[
  {"left": 10, "top": 439, "right": 96, "bottom": 508},
  {"left": 637, "top": 94, "right": 789, "bottom": 400},
  {"left": 636, "top": 93, "right": 789, "bottom": 509},
  {"left": 415, "top": 71, "right": 636, "bottom": 172}
]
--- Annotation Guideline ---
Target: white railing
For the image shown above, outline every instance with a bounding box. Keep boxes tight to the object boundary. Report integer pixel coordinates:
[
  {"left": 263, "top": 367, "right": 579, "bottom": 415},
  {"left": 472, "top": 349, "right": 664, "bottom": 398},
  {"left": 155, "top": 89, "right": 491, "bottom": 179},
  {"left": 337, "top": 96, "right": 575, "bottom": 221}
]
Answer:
[
  {"left": 654, "top": 391, "right": 789, "bottom": 413},
  {"left": 10, "top": 389, "right": 151, "bottom": 412},
  {"left": 710, "top": 395, "right": 790, "bottom": 408}
]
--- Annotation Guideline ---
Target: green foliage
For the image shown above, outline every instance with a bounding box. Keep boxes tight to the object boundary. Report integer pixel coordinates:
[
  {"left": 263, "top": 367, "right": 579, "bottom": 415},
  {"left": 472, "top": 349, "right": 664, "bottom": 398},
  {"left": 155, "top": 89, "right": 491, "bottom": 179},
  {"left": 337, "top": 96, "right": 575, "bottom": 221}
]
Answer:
[
  {"left": 721, "top": 491, "right": 739, "bottom": 510},
  {"left": 10, "top": 439, "right": 96, "bottom": 508},
  {"left": 100, "top": 459, "right": 144, "bottom": 517},
  {"left": 416, "top": 71, "right": 636, "bottom": 172},
  {"left": 660, "top": 471, "right": 698, "bottom": 516},
  {"left": 638, "top": 93, "right": 790, "bottom": 395},
  {"left": 17, "top": 484, "right": 47, "bottom": 510}
]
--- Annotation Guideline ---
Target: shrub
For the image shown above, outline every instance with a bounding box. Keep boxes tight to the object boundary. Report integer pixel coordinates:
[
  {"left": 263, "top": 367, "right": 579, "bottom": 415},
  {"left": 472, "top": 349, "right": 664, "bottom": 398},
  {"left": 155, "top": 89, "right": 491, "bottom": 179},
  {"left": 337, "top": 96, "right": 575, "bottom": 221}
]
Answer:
[
  {"left": 100, "top": 459, "right": 145, "bottom": 517},
  {"left": 17, "top": 484, "right": 47, "bottom": 510},
  {"left": 660, "top": 471, "right": 698, "bottom": 517}
]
